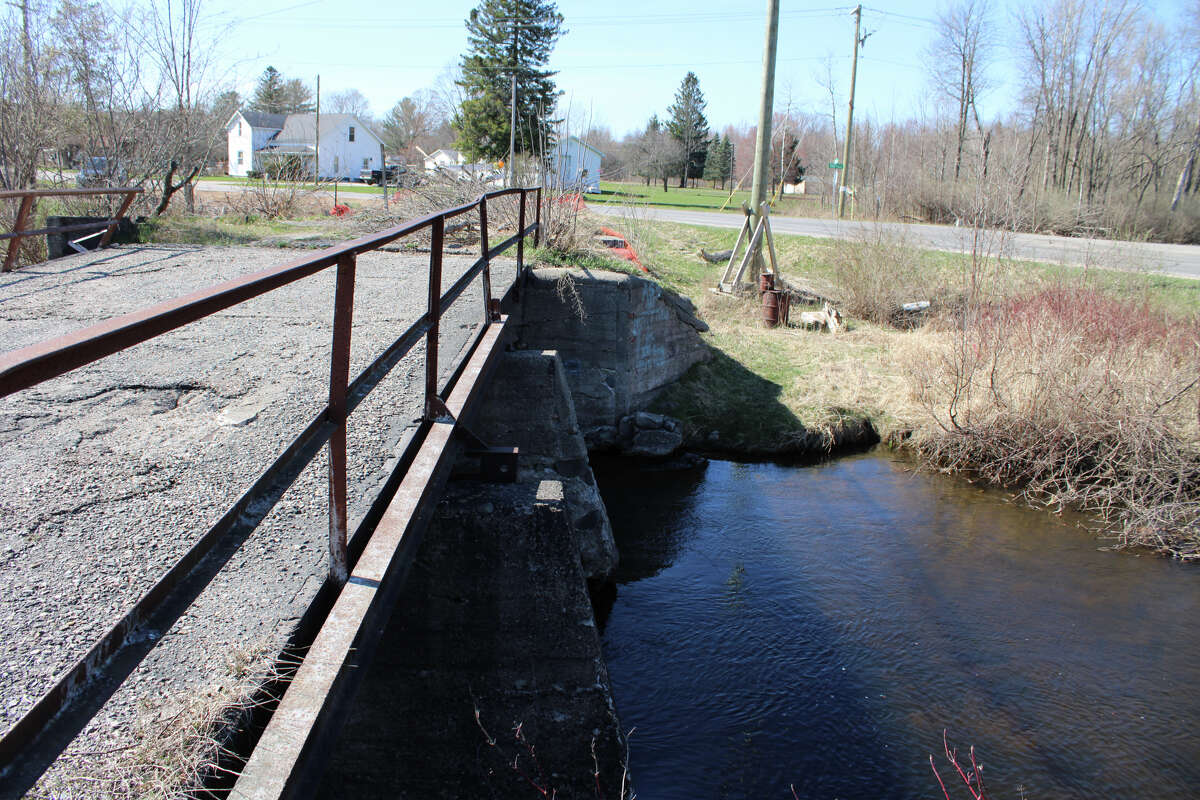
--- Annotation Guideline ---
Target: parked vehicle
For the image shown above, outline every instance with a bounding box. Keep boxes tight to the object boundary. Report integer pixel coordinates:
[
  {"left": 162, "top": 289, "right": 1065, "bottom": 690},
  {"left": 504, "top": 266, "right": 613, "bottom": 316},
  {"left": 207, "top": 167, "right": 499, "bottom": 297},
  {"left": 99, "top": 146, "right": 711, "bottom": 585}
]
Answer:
[
  {"left": 359, "top": 165, "right": 405, "bottom": 185},
  {"left": 76, "top": 156, "right": 127, "bottom": 187}
]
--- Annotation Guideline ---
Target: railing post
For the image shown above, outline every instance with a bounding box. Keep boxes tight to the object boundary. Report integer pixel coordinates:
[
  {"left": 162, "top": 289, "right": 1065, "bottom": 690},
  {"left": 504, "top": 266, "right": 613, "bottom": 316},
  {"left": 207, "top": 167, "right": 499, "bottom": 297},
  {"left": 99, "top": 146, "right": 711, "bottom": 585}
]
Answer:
[
  {"left": 424, "top": 216, "right": 445, "bottom": 419},
  {"left": 534, "top": 187, "right": 542, "bottom": 248},
  {"left": 327, "top": 252, "right": 356, "bottom": 584},
  {"left": 100, "top": 189, "right": 138, "bottom": 248},
  {"left": 479, "top": 195, "right": 494, "bottom": 323},
  {"left": 3, "top": 194, "right": 35, "bottom": 272},
  {"left": 517, "top": 189, "right": 526, "bottom": 271}
]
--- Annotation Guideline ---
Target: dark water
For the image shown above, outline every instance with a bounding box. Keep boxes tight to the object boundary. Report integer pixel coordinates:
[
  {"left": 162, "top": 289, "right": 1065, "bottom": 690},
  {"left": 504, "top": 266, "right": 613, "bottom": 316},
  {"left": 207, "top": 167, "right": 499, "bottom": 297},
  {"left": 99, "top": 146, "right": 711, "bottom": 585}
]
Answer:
[{"left": 593, "top": 453, "right": 1200, "bottom": 800}]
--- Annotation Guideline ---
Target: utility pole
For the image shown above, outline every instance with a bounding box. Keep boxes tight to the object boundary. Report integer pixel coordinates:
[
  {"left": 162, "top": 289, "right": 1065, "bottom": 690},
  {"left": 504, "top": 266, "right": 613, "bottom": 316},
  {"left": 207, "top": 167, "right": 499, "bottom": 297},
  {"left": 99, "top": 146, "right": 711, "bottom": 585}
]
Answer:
[
  {"left": 837, "top": 5, "right": 863, "bottom": 219},
  {"left": 748, "top": 0, "right": 779, "bottom": 280},
  {"left": 314, "top": 74, "right": 321, "bottom": 185},
  {"left": 508, "top": 18, "right": 518, "bottom": 187}
]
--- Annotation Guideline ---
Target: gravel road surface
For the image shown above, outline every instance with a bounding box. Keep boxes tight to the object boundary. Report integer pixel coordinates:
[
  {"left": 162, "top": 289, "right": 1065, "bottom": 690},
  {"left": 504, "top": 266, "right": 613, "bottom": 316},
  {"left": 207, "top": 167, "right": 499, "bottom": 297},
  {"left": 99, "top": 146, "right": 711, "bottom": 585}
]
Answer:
[{"left": 0, "top": 243, "right": 514, "bottom": 789}]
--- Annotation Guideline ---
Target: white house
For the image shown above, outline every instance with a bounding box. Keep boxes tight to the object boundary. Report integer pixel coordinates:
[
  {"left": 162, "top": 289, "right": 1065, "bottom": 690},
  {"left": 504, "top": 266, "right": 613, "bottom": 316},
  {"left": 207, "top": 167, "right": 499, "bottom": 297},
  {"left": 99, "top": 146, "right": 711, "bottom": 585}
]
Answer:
[
  {"left": 226, "top": 110, "right": 385, "bottom": 180},
  {"left": 548, "top": 136, "right": 603, "bottom": 193},
  {"left": 421, "top": 148, "right": 466, "bottom": 172},
  {"left": 226, "top": 110, "right": 286, "bottom": 177}
]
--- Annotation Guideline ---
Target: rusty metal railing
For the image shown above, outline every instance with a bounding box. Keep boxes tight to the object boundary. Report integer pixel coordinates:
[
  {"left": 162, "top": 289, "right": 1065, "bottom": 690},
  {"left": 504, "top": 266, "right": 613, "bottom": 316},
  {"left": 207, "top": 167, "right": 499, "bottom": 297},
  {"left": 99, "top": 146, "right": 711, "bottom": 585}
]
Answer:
[
  {"left": 0, "top": 185, "right": 543, "bottom": 793},
  {"left": 0, "top": 186, "right": 143, "bottom": 272}
]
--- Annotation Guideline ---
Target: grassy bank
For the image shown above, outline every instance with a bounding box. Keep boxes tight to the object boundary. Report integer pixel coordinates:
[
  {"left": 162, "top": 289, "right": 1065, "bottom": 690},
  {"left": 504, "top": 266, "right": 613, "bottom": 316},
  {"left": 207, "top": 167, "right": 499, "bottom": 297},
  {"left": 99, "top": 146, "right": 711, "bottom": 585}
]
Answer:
[{"left": 563, "top": 211, "right": 1200, "bottom": 558}]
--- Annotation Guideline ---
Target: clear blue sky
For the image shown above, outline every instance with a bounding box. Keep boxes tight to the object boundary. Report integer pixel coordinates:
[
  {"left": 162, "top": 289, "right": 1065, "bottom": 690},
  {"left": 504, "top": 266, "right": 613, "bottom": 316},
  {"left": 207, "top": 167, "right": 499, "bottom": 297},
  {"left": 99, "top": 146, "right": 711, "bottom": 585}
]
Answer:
[{"left": 202, "top": 0, "right": 1193, "bottom": 136}]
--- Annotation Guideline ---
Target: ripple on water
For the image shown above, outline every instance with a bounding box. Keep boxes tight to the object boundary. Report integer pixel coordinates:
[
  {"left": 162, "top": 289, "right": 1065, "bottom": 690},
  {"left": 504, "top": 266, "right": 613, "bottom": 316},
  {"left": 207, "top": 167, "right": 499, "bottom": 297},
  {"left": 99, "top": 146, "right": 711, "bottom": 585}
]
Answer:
[{"left": 596, "top": 453, "right": 1200, "bottom": 800}]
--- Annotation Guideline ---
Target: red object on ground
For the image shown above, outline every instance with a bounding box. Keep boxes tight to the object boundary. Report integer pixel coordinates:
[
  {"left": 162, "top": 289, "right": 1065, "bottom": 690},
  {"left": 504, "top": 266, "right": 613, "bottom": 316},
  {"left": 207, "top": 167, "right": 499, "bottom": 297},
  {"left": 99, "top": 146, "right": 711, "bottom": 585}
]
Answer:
[
  {"left": 558, "top": 192, "right": 586, "bottom": 211},
  {"left": 329, "top": 204, "right": 352, "bottom": 217},
  {"left": 598, "top": 226, "right": 648, "bottom": 273}
]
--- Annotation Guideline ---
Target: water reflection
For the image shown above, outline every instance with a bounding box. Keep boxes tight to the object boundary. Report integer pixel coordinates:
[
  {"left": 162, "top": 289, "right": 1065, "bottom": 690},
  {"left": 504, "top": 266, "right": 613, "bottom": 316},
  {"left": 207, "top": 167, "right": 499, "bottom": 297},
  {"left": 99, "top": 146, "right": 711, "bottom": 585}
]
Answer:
[{"left": 594, "top": 453, "right": 1200, "bottom": 799}]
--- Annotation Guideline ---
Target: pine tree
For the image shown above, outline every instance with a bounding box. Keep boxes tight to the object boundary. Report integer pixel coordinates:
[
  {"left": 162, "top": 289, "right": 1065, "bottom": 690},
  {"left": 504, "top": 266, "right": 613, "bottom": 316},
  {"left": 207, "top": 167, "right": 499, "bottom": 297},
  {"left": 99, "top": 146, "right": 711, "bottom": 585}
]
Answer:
[
  {"left": 718, "top": 136, "right": 734, "bottom": 189},
  {"left": 249, "top": 66, "right": 286, "bottom": 114},
  {"left": 666, "top": 71, "right": 710, "bottom": 188},
  {"left": 702, "top": 134, "right": 724, "bottom": 188},
  {"left": 454, "top": 0, "right": 565, "bottom": 162}
]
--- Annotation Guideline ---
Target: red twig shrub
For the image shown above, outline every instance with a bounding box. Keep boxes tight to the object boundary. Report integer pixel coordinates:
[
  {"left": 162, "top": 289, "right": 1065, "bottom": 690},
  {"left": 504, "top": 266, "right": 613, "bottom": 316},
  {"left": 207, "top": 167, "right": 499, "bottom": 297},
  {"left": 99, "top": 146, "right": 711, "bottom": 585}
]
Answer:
[{"left": 908, "top": 285, "right": 1200, "bottom": 558}]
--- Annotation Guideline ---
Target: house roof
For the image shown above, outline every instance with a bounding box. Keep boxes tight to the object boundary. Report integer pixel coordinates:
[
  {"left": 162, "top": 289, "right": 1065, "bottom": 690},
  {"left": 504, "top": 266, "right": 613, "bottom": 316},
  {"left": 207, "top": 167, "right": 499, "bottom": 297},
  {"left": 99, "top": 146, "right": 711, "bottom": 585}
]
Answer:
[
  {"left": 559, "top": 136, "right": 605, "bottom": 158},
  {"left": 425, "top": 149, "right": 464, "bottom": 163},
  {"left": 272, "top": 114, "right": 380, "bottom": 146},
  {"left": 239, "top": 110, "right": 287, "bottom": 130}
]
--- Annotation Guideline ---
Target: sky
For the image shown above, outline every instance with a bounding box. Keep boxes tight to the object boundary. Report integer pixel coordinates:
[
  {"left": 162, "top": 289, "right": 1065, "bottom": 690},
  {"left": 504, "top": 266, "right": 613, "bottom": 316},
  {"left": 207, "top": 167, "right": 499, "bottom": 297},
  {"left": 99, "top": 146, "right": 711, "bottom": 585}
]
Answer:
[{"left": 200, "top": 0, "right": 1194, "bottom": 137}]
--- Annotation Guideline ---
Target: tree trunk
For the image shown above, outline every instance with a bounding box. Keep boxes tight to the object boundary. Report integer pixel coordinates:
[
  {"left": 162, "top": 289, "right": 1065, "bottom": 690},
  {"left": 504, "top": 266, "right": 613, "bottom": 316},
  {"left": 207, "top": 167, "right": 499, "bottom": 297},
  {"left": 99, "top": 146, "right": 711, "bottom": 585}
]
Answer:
[{"left": 1171, "top": 115, "right": 1200, "bottom": 212}]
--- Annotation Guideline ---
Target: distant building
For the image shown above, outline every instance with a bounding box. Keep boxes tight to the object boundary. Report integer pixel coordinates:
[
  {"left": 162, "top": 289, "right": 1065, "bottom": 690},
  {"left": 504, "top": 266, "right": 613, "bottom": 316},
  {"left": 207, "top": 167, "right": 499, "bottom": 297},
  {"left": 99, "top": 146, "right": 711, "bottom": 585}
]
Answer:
[
  {"left": 421, "top": 148, "right": 467, "bottom": 172},
  {"left": 225, "top": 110, "right": 384, "bottom": 180},
  {"left": 548, "top": 136, "right": 603, "bottom": 193}
]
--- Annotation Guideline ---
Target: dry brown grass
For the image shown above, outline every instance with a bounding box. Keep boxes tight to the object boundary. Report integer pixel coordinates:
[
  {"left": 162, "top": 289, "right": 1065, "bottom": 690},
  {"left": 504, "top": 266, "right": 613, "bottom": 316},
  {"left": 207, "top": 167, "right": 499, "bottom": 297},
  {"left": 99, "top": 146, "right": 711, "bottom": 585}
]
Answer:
[
  {"left": 30, "top": 642, "right": 292, "bottom": 799},
  {"left": 903, "top": 285, "right": 1200, "bottom": 559}
]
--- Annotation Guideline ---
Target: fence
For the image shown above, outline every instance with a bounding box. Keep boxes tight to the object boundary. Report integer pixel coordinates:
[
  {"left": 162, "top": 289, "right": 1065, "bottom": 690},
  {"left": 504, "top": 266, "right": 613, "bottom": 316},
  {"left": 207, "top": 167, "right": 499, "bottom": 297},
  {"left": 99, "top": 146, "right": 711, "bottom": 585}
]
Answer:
[
  {"left": 0, "top": 185, "right": 542, "bottom": 793},
  {"left": 0, "top": 186, "right": 142, "bottom": 271}
]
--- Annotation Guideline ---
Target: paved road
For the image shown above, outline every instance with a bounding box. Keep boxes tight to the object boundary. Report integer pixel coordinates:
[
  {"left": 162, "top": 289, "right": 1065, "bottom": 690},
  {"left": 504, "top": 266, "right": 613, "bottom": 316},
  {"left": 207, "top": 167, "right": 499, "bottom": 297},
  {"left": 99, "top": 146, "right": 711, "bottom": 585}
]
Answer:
[{"left": 591, "top": 204, "right": 1200, "bottom": 279}]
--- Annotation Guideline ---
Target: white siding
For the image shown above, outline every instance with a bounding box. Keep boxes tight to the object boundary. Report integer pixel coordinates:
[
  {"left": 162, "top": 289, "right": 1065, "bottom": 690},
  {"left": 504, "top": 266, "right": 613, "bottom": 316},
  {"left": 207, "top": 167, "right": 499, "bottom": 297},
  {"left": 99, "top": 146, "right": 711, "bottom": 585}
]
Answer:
[
  {"left": 318, "top": 120, "right": 383, "bottom": 180},
  {"left": 226, "top": 114, "right": 255, "bottom": 177}
]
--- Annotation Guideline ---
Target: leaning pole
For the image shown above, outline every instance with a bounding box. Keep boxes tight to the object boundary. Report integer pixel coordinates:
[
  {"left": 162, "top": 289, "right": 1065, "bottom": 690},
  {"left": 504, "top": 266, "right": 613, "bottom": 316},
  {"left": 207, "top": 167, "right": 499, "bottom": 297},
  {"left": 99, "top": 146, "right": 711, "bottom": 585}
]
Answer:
[{"left": 748, "top": 0, "right": 779, "bottom": 283}]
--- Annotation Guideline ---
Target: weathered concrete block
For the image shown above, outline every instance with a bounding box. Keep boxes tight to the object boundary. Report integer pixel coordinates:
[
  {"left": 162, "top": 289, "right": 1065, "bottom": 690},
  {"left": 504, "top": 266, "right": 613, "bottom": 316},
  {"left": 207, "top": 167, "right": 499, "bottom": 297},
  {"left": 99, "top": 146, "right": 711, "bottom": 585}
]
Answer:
[
  {"left": 516, "top": 268, "right": 710, "bottom": 432},
  {"left": 318, "top": 479, "right": 628, "bottom": 799},
  {"left": 470, "top": 351, "right": 617, "bottom": 580}
]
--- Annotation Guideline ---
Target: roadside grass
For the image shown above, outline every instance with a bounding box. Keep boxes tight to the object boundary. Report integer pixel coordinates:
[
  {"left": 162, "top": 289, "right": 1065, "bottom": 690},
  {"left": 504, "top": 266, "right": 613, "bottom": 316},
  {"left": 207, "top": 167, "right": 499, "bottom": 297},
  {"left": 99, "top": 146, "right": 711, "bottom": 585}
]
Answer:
[
  {"left": 196, "top": 174, "right": 394, "bottom": 197},
  {"left": 577, "top": 212, "right": 1198, "bottom": 447},
  {"left": 591, "top": 213, "right": 1199, "bottom": 556},
  {"left": 590, "top": 180, "right": 822, "bottom": 217}
]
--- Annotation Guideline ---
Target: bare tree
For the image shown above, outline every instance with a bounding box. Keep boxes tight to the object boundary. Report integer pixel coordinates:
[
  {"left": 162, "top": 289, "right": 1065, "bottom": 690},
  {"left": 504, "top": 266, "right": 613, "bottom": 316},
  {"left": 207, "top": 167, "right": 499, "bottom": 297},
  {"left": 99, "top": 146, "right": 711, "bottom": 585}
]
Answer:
[
  {"left": 326, "top": 88, "right": 371, "bottom": 119},
  {"left": 927, "top": 0, "right": 993, "bottom": 181},
  {"left": 0, "top": 0, "right": 62, "bottom": 190}
]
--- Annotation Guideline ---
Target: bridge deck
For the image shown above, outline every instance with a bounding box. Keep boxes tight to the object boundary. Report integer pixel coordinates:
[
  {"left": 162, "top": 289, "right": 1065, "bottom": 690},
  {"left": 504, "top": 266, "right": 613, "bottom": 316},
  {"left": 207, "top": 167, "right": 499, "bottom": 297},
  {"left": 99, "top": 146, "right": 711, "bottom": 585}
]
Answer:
[{"left": 0, "top": 243, "right": 514, "bottom": 793}]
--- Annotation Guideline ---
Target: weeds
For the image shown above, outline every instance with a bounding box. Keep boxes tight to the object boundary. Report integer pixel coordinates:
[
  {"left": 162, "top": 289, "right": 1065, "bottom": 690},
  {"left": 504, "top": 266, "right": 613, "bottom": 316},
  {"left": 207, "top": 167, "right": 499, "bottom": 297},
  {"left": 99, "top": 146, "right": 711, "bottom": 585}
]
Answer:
[
  {"left": 908, "top": 285, "right": 1200, "bottom": 558},
  {"left": 31, "top": 642, "right": 293, "bottom": 799}
]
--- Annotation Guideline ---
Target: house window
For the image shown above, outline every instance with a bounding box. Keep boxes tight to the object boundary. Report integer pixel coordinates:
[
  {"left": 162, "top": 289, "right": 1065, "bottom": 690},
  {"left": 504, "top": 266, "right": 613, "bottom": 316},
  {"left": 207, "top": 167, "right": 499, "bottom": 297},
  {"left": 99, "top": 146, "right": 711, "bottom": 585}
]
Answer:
[
  {"left": 362, "top": 157, "right": 369, "bottom": 169},
  {"left": 349, "top": 126, "right": 355, "bottom": 142},
  {"left": 238, "top": 121, "right": 242, "bottom": 136},
  {"left": 237, "top": 150, "right": 244, "bottom": 165}
]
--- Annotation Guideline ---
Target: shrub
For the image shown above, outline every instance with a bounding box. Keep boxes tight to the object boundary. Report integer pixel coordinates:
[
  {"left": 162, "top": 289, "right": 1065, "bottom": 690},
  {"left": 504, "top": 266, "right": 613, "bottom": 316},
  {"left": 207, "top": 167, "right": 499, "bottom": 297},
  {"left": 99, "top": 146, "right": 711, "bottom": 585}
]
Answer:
[{"left": 907, "top": 285, "right": 1200, "bottom": 558}]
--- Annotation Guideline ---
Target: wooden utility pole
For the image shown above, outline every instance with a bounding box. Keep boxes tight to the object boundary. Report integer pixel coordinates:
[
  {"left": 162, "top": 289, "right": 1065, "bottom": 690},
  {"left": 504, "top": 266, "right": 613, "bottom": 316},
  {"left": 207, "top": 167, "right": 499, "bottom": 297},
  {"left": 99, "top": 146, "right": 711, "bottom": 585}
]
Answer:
[
  {"left": 837, "top": 5, "right": 862, "bottom": 219},
  {"left": 508, "top": 19, "right": 518, "bottom": 187},
  {"left": 314, "top": 74, "right": 321, "bottom": 184},
  {"left": 748, "top": 0, "right": 780, "bottom": 282}
]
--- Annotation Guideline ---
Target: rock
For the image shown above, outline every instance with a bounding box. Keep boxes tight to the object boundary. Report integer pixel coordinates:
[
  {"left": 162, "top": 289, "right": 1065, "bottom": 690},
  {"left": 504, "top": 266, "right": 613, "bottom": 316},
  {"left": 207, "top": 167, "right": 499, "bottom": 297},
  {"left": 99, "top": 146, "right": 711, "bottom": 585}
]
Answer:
[
  {"left": 625, "top": 428, "right": 683, "bottom": 458},
  {"left": 584, "top": 425, "right": 617, "bottom": 450},
  {"left": 634, "top": 411, "right": 666, "bottom": 429}
]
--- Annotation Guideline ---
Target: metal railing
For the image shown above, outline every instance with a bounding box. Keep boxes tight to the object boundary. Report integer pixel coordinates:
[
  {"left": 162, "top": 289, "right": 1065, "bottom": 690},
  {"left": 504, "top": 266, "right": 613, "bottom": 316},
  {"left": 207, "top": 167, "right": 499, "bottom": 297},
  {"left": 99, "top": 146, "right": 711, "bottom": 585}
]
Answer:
[
  {"left": 0, "top": 186, "right": 143, "bottom": 272},
  {"left": 0, "top": 185, "right": 543, "bottom": 793}
]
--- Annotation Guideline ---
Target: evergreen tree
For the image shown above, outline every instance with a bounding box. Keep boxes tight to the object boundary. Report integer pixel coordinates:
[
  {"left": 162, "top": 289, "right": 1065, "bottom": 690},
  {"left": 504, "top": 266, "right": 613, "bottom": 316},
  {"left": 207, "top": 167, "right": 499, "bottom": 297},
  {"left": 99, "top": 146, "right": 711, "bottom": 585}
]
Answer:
[
  {"left": 249, "top": 66, "right": 286, "bottom": 113},
  {"left": 281, "top": 78, "right": 315, "bottom": 113},
  {"left": 666, "top": 71, "right": 709, "bottom": 188},
  {"left": 718, "top": 136, "right": 734, "bottom": 189},
  {"left": 454, "top": 0, "right": 565, "bottom": 162},
  {"left": 248, "top": 67, "right": 314, "bottom": 114},
  {"left": 702, "top": 134, "right": 724, "bottom": 187}
]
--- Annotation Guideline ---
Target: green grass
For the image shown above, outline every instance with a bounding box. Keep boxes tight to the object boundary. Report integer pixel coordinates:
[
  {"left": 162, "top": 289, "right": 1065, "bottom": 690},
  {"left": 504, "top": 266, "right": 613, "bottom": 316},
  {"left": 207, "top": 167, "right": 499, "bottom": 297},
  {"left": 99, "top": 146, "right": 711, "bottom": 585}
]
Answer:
[
  {"left": 588, "top": 180, "right": 823, "bottom": 217},
  {"left": 196, "top": 174, "right": 393, "bottom": 196}
]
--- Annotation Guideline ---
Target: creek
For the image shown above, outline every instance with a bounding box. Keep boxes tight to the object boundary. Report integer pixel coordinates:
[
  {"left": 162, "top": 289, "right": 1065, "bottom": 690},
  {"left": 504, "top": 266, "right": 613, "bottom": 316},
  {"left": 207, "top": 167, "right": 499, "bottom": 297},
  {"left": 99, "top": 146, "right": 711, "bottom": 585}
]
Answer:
[{"left": 593, "top": 452, "right": 1200, "bottom": 799}]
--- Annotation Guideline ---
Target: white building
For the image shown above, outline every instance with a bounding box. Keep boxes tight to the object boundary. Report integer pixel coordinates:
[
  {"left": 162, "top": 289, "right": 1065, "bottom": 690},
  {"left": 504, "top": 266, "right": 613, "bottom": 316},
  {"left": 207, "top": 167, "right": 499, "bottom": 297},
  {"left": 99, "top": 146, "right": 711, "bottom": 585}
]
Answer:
[
  {"left": 548, "top": 136, "right": 603, "bottom": 193},
  {"left": 226, "top": 110, "right": 385, "bottom": 180}
]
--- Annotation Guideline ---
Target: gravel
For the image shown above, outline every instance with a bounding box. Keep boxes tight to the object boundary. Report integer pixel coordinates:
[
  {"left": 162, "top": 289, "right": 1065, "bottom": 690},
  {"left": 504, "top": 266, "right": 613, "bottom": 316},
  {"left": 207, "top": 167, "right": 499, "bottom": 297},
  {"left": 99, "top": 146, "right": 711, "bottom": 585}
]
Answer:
[{"left": 0, "top": 242, "right": 515, "bottom": 789}]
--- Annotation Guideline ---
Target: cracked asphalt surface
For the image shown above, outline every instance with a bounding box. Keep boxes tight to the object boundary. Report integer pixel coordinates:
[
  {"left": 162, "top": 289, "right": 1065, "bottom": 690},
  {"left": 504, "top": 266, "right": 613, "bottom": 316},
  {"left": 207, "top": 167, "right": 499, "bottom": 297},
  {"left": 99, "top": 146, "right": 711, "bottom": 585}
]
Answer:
[{"left": 0, "top": 243, "right": 514, "bottom": 788}]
